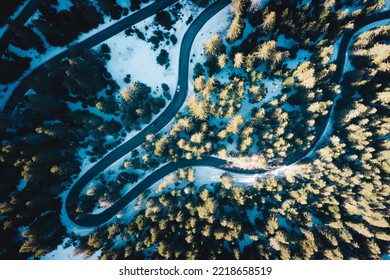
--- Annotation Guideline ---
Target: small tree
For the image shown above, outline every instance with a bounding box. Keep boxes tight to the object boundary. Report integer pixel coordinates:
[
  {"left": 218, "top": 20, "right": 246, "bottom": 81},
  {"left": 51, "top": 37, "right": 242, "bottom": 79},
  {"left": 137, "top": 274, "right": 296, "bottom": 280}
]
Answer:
[
  {"left": 157, "top": 49, "right": 170, "bottom": 69},
  {"left": 204, "top": 35, "right": 223, "bottom": 57}
]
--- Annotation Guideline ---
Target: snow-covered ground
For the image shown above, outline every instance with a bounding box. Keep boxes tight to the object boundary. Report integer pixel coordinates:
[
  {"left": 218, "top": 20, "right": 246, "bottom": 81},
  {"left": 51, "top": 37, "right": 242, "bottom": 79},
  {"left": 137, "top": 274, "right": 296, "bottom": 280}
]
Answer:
[
  {"left": 101, "top": 1, "right": 203, "bottom": 93},
  {"left": 193, "top": 166, "right": 225, "bottom": 185},
  {"left": 41, "top": 238, "right": 101, "bottom": 260},
  {"left": 277, "top": 34, "right": 297, "bottom": 49},
  {"left": 330, "top": 36, "right": 342, "bottom": 62},
  {"left": 386, "top": 0, "right": 390, "bottom": 10},
  {"left": 297, "top": 0, "right": 311, "bottom": 9},
  {"left": 15, "top": 179, "right": 27, "bottom": 191},
  {"left": 60, "top": 0, "right": 206, "bottom": 227},
  {"left": 193, "top": 163, "right": 298, "bottom": 186},
  {"left": 3, "top": 0, "right": 389, "bottom": 261},
  {"left": 53, "top": 0, "right": 73, "bottom": 13},
  {"left": 259, "top": 79, "right": 283, "bottom": 104},
  {"left": 0, "top": 26, "right": 5, "bottom": 39}
]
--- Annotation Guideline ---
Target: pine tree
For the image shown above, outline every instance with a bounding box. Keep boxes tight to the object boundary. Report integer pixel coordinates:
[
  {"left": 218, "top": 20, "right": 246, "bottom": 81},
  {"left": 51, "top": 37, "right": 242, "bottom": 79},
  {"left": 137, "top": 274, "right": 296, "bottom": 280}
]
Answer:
[
  {"left": 120, "top": 87, "right": 134, "bottom": 103},
  {"left": 227, "top": 15, "right": 245, "bottom": 42},
  {"left": 204, "top": 35, "right": 223, "bottom": 57},
  {"left": 234, "top": 52, "right": 244, "bottom": 68},
  {"left": 188, "top": 95, "right": 209, "bottom": 120},
  {"left": 218, "top": 53, "right": 228, "bottom": 69},
  {"left": 262, "top": 11, "right": 276, "bottom": 31}
]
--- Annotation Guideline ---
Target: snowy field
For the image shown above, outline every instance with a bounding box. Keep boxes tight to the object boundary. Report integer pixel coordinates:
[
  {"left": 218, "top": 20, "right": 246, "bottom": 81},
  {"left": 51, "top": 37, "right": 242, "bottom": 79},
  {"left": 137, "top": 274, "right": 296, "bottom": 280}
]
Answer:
[{"left": 101, "top": 1, "right": 202, "bottom": 93}]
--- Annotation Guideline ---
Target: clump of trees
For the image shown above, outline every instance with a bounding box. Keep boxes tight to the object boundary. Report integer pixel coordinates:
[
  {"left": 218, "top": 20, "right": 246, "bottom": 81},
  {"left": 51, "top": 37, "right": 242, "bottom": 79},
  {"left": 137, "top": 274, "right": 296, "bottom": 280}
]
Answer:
[
  {"left": 33, "top": 0, "right": 104, "bottom": 46},
  {"left": 0, "top": 0, "right": 26, "bottom": 27},
  {"left": 0, "top": 51, "right": 31, "bottom": 84},
  {"left": 156, "top": 49, "right": 170, "bottom": 69},
  {"left": 2, "top": 0, "right": 388, "bottom": 260},
  {"left": 76, "top": 171, "right": 140, "bottom": 214},
  {"left": 155, "top": 10, "right": 174, "bottom": 30},
  {"left": 0, "top": 47, "right": 124, "bottom": 258},
  {"left": 30, "top": 0, "right": 148, "bottom": 48},
  {"left": 191, "top": 0, "right": 210, "bottom": 8},
  {"left": 77, "top": 117, "right": 389, "bottom": 260},
  {"left": 8, "top": 20, "right": 45, "bottom": 54},
  {"left": 119, "top": 81, "right": 165, "bottom": 131},
  {"left": 97, "top": 0, "right": 126, "bottom": 20},
  {"left": 226, "top": 0, "right": 248, "bottom": 42}
]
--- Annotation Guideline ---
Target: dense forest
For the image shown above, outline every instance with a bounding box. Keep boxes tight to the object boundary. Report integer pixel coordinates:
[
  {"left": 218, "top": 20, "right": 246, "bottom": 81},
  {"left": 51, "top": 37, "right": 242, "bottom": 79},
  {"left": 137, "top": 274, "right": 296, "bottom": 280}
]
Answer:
[
  {"left": 0, "top": 0, "right": 388, "bottom": 259},
  {"left": 70, "top": 1, "right": 389, "bottom": 260}
]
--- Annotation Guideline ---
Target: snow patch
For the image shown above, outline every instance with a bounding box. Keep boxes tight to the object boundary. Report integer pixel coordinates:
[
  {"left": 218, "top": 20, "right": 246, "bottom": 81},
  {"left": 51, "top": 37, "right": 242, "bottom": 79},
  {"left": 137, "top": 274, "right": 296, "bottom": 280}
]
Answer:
[
  {"left": 276, "top": 34, "right": 297, "bottom": 49},
  {"left": 10, "top": 0, "right": 30, "bottom": 20},
  {"left": 285, "top": 49, "right": 311, "bottom": 69},
  {"left": 330, "top": 35, "right": 342, "bottom": 62},
  {"left": 194, "top": 166, "right": 225, "bottom": 185},
  {"left": 53, "top": 0, "right": 73, "bottom": 12},
  {"left": 16, "top": 179, "right": 28, "bottom": 191}
]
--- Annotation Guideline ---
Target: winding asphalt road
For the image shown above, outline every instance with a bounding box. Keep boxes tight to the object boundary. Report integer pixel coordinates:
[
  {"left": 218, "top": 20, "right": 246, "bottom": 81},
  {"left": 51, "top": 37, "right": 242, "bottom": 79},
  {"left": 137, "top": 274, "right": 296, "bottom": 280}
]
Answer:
[
  {"left": 2, "top": 1, "right": 389, "bottom": 227},
  {"left": 65, "top": 0, "right": 232, "bottom": 226},
  {"left": 66, "top": 5, "right": 390, "bottom": 227}
]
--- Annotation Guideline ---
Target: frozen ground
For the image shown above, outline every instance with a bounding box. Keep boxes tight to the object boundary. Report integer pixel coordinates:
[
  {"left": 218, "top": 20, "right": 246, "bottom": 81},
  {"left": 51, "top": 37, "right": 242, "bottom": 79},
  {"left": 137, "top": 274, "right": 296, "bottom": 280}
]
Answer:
[
  {"left": 53, "top": 0, "right": 73, "bottom": 12},
  {"left": 101, "top": 1, "right": 202, "bottom": 92},
  {"left": 41, "top": 238, "right": 101, "bottom": 260},
  {"left": 60, "top": 0, "right": 205, "bottom": 228},
  {"left": 330, "top": 36, "right": 342, "bottom": 62},
  {"left": 9, "top": 0, "right": 390, "bottom": 259},
  {"left": 193, "top": 163, "right": 298, "bottom": 186},
  {"left": 15, "top": 179, "right": 28, "bottom": 191},
  {"left": 277, "top": 34, "right": 297, "bottom": 49},
  {"left": 285, "top": 49, "right": 312, "bottom": 69}
]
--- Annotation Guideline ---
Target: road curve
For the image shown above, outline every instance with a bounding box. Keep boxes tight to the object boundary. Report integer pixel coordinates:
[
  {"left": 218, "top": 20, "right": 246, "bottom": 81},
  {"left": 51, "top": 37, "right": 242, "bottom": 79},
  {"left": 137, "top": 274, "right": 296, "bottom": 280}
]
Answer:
[
  {"left": 66, "top": 4, "right": 390, "bottom": 227},
  {"left": 66, "top": 0, "right": 231, "bottom": 225},
  {"left": 67, "top": 6, "right": 390, "bottom": 227},
  {"left": 0, "top": 1, "right": 378, "bottom": 226}
]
